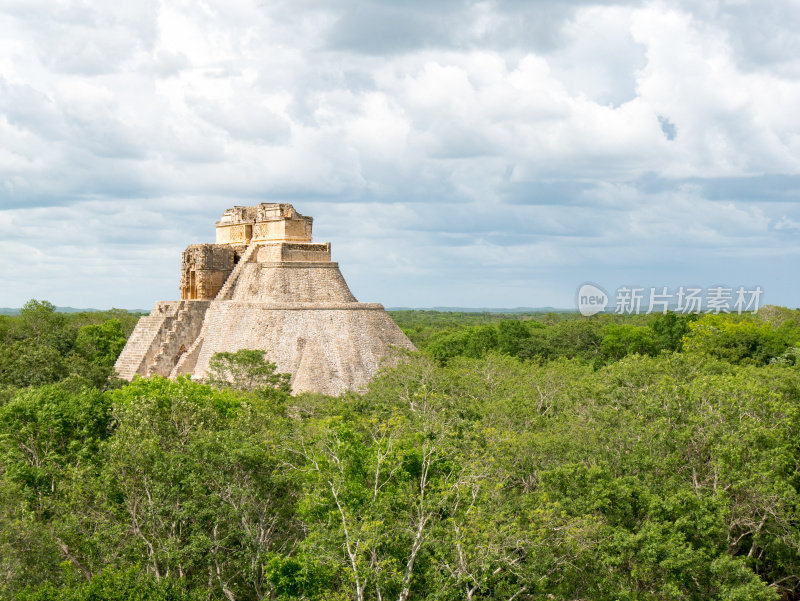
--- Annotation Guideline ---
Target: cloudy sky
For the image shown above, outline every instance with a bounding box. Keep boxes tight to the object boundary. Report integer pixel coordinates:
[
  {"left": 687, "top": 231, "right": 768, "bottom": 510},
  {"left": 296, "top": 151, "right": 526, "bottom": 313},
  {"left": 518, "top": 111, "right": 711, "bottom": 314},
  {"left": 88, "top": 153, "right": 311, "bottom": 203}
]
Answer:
[{"left": 1, "top": 0, "right": 799, "bottom": 310}]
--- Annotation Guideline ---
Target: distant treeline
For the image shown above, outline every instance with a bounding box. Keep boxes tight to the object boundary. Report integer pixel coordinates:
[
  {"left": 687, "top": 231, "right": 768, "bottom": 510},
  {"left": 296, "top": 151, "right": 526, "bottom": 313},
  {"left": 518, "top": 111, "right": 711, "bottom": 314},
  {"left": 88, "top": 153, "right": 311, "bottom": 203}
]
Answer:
[
  {"left": 0, "top": 301, "right": 799, "bottom": 600},
  {"left": 391, "top": 307, "right": 800, "bottom": 367}
]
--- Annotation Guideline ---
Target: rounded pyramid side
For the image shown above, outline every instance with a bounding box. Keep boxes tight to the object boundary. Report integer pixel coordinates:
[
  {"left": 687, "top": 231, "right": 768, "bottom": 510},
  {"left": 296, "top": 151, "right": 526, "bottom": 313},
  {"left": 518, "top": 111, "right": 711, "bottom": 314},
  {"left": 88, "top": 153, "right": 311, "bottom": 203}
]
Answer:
[{"left": 179, "top": 301, "right": 415, "bottom": 395}]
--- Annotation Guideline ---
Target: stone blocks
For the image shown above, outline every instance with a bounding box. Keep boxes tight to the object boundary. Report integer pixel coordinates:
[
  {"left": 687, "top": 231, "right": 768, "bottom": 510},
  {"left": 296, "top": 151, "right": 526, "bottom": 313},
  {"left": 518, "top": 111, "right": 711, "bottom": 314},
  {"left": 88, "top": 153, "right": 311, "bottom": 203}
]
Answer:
[{"left": 115, "top": 203, "right": 415, "bottom": 394}]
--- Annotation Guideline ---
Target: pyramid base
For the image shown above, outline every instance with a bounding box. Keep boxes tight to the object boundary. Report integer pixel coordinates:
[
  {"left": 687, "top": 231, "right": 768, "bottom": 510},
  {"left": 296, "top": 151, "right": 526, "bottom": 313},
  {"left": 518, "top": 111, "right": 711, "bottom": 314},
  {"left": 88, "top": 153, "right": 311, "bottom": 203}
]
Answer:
[{"left": 171, "top": 301, "right": 414, "bottom": 395}]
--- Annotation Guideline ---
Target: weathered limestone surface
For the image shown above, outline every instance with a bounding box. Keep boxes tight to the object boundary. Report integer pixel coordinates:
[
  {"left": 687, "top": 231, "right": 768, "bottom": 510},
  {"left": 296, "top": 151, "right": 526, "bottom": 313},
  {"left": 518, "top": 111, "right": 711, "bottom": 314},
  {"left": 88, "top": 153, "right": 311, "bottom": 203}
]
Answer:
[
  {"left": 173, "top": 302, "right": 409, "bottom": 395},
  {"left": 257, "top": 242, "right": 330, "bottom": 263},
  {"left": 230, "top": 262, "right": 357, "bottom": 304},
  {"left": 115, "top": 203, "right": 415, "bottom": 394}
]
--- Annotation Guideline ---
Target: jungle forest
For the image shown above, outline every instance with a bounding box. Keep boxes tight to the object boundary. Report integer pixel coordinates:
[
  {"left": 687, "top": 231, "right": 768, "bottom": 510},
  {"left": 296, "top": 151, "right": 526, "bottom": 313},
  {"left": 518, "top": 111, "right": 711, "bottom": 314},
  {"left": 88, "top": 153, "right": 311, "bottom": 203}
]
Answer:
[{"left": 1, "top": 300, "right": 799, "bottom": 601}]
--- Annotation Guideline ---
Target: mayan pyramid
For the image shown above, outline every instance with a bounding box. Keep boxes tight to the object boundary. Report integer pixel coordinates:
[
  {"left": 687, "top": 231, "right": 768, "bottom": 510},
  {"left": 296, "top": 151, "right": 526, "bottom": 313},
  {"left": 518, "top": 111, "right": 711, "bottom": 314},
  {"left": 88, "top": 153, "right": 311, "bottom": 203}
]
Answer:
[{"left": 115, "top": 203, "right": 415, "bottom": 395}]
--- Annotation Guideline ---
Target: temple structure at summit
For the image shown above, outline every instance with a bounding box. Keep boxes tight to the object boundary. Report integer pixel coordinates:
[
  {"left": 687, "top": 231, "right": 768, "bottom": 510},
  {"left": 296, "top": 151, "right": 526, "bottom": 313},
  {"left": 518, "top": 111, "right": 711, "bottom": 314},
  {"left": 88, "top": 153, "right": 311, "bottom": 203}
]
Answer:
[{"left": 114, "top": 204, "right": 415, "bottom": 394}]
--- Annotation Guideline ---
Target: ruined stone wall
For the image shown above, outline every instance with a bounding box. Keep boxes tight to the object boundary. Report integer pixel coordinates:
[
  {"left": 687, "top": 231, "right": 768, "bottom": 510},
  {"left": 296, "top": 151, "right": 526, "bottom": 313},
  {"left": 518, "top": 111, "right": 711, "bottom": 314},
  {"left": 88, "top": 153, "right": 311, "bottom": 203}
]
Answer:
[
  {"left": 215, "top": 223, "right": 253, "bottom": 245},
  {"left": 256, "top": 203, "right": 296, "bottom": 221},
  {"left": 216, "top": 203, "right": 313, "bottom": 244},
  {"left": 181, "top": 244, "right": 235, "bottom": 300},
  {"left": 252, "top": 217, "right": 311, "bottom": 242}
]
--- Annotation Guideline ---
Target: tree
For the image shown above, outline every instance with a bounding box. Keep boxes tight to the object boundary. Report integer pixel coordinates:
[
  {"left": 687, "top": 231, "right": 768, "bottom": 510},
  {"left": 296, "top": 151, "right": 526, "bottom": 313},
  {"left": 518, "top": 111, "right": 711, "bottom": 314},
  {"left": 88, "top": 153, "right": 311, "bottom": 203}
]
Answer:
[
  {"left": 69, "top": 319, "right": 128, "bottom": 388},
  {"left": 495, "top": 320, "right": 531, "bottom": 357},
  {"left": 206, "top": 350, "right": 291, "bottom": 397},
  {"left": 73, "top": 319, "right": 127, "bottom": 367},
  {"left": 15, "top": 565, "right": 207, "bottom": 601},
  {"left": 598, "top": 323, "right": 659, "bottom": 364},
  {"left": 0, "top": 384, "right": 113, "bottom": 593},
  {"left": 104, "top": 377, "right": 300, "bottom": 600},
  {"left": 650, "top": 311, "right": 696, "bottom": 352},
  {"left": 14, "top": 300, "right": 73, "bottom": 354},
  {"left": 0, "top": 343, "right": 68, "bottom": 388},
  {"left": 682, "top": 315, "right": 789, "bottom": 365},
  {"left": 3, "top": 308, "right": 800, "bottom": 600}
]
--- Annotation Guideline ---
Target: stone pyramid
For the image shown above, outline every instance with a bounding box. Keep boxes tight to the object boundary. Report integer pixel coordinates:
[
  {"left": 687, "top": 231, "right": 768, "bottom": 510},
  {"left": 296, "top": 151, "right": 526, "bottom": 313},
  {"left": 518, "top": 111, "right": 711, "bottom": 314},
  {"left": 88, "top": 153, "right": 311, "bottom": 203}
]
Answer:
[{"left": 115, "top": 204, "right": 415, "bottom": 395}]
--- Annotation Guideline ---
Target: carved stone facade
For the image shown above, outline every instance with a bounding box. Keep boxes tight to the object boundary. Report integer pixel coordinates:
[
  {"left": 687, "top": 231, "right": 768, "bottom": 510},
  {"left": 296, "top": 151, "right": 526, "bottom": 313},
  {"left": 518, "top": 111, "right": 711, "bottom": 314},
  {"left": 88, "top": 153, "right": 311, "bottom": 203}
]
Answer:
[
  {"left": 116, "top": 203, "right": 415, "bottom": 395},
  {"left": 180, "top": 244, "right": 236, "bottom": 300},
  {"left": 215, "top": 203, "right": 313, "bottom": 245}
]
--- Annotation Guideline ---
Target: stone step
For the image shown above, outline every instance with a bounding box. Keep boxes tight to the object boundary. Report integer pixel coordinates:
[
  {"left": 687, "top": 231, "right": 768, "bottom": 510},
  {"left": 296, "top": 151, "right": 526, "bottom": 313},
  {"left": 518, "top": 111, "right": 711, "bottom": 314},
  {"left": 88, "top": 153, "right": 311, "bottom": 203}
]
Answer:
[
  {"left": 115, "top": 313, "right": 174, "bottom": 379},
  {"left": 215, "top": 242, "right": 259, "bottom": 300},
  {"left": 142, "top": 301, "right": 211, "bottom": 378}
]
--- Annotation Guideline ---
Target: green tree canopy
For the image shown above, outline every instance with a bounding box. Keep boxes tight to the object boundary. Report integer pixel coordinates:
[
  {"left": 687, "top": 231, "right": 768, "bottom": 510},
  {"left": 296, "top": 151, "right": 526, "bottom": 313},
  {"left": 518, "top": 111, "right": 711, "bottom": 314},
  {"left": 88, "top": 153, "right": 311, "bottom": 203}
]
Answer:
[{"left": 207, "top": 349, "right": 292, "bottom": 397}]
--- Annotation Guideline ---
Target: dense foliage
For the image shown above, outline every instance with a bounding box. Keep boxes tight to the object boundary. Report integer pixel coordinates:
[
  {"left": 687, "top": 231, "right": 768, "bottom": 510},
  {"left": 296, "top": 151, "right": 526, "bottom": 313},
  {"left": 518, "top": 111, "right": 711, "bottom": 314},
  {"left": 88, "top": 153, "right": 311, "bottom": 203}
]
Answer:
[
  {"left": 1, "top": 301, "right": 800, "bottom": 600},
  {"left": 0, "top": 300, "right": 142, "bottom": 396},
  {"left": 392, "top": 307, "right": 800, "bottom": 368}
]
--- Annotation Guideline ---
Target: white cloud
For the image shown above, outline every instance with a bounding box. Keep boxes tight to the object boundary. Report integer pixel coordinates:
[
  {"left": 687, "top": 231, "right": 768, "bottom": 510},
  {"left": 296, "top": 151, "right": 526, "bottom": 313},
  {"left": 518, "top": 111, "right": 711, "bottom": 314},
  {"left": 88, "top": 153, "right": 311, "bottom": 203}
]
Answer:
[{"left": 0, "top": 0, "right": 799, "bottom": 308}]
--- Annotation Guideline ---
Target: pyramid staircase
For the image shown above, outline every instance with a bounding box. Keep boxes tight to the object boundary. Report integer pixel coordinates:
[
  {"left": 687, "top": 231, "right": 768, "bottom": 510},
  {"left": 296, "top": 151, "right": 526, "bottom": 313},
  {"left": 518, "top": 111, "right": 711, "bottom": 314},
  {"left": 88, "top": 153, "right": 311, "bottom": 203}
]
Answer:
[
  {"left": 169, "top": 242, "right": 259, "bottom": 377},
  {"left": 215, "top": 242, "right": 259, "bottom": 300},
  {"left": 114, "top": 302, "right": 181, "bottom": 379},
  {"left": 117, "top": 244, "right": 258, "bottom": 379},
  {"left": 146, "top": 300, "right": 210, "bottom": 377}
]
